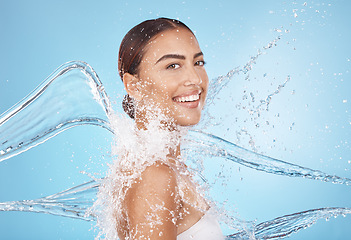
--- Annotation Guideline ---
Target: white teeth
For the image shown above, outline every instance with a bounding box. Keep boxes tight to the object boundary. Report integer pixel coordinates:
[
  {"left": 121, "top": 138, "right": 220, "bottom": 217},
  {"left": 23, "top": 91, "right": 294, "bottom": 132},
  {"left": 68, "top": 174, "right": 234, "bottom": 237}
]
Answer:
[{"left": 174, "top": 94, "right": 200, "bottom": 102}]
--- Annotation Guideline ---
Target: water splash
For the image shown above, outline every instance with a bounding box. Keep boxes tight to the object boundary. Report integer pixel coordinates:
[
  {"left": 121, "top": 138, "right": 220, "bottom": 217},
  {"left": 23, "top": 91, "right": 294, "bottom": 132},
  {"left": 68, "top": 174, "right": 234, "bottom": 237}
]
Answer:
[
  {"left": 199, "top": 35, "right": 289, "bottom": 151},
  {"left": 205, "top": 35, "right": 283, "bottom": 110},
  {"left": 1, "top": 62, "right": 349, "bottom": 184},
  {"left": 185, "top": 130, "right": 351, "bottom": 185},
  {"left": 0, "top": 61, "right": 112, "bottom": 162},
  {"left": 255, "top": 75, "right": 290, "bottom": 114},
  {"left": 226, "top": 207, "right": 351, "bottom": 239},
  {"left": 0, "top": 59, "right": 350, "bottom": 238},
  {"left": 0, "top": 179, "right": 99, "bottom": 221},
  {"left": 1, "top": 179, "right": 349, "bottom": 239}
]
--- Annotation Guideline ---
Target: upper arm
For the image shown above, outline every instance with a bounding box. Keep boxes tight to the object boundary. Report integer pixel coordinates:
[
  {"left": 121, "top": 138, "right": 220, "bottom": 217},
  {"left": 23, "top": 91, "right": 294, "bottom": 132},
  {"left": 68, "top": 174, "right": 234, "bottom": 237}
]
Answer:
[{"left": 125, "top": 162, "right": 180, "bottom": 239}]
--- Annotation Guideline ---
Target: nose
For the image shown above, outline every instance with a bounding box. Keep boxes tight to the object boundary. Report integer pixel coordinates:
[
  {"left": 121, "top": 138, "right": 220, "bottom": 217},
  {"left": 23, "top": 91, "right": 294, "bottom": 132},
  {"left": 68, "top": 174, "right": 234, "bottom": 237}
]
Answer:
[{"left": 184, "top": 65, "right": 202, "bottom": 86}]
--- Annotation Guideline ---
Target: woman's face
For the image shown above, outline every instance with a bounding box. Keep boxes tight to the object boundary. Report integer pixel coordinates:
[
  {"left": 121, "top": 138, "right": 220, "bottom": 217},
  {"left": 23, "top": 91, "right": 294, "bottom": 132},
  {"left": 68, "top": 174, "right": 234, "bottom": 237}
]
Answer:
[{"left": 135, "top": 27, "right": 209, "bottom": 126}]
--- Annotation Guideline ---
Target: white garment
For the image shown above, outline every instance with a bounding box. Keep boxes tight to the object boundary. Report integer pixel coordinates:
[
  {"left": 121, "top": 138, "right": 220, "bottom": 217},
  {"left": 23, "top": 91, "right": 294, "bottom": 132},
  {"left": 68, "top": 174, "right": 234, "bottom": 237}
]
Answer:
[{"left": 177, "top": 211, "right": 224, "bottom": 240}]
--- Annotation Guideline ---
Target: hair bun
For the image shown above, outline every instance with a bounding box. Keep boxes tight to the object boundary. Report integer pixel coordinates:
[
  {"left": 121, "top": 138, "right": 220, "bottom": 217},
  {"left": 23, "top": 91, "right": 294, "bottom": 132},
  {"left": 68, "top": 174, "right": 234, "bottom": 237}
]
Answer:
[{"left": 122, "top": 94, "right": 135, "bottom": 119}]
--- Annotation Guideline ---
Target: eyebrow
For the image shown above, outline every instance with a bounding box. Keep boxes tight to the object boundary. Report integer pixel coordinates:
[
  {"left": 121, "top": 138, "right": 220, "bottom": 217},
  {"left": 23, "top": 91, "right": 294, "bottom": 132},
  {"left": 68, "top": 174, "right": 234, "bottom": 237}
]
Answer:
[{"left": 155, "top": 52, "right": 203, "bottom": 64}]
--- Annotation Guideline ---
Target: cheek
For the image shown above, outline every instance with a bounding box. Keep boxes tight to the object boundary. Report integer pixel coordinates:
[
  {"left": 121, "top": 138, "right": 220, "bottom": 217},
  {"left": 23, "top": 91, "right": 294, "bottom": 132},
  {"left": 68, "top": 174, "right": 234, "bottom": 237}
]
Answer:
[
  {"left": 200, "top": 73, "right": 209, "bottom": 92},
  {"left": 140, "top": 82, "right": 172, "bottom": 106},
  {"left": 153, "top": 80, "right": 177, "bottom": 100},
  {"left": 201, "top": 69, "right": 209, "bottom": 82}
]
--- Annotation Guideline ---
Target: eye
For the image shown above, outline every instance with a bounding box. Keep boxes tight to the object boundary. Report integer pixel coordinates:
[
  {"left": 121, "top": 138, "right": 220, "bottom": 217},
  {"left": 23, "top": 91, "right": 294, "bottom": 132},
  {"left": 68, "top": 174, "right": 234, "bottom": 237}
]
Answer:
[
  {"left": 167, "top": 63, "right": 180, "bottom": 70},
  {"left": 195, "top": 60, "right": 206, "bottom": 66}
]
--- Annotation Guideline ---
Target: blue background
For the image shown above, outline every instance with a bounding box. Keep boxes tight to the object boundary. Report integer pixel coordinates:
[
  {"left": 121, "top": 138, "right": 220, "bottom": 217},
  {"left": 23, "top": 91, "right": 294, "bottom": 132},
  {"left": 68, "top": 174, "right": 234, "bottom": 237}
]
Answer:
[{"left": 0, "top": 0, "right": 350, "bottom": 239}]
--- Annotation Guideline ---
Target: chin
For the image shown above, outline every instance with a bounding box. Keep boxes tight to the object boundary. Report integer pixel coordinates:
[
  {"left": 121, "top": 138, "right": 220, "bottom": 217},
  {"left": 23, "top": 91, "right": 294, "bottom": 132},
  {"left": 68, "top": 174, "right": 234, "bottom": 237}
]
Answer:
[{"left": 176, "top": 115, "right": 202, "bottom": 126}]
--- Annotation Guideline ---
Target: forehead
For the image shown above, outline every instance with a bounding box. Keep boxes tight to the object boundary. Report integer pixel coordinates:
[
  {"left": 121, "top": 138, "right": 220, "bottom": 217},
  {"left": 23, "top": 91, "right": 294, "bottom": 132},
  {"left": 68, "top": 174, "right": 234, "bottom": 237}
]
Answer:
[{"left": 143, "top": 28, "right": 200, "bottom": 61}]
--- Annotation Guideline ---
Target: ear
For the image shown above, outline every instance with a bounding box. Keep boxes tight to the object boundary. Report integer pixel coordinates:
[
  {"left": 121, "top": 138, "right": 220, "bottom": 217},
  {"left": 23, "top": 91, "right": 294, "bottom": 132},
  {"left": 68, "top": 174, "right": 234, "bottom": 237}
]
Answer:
[{"left": 123, "top": 73, "right": 142, "bottom": 101}]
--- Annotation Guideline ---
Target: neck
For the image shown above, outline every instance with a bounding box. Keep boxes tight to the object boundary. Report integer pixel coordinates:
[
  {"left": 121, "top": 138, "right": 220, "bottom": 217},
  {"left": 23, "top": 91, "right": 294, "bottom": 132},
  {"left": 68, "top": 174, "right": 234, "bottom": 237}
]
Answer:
[
  {"left": 135, "top": 112, "right": 183, "bottom": 160},
  {"left": 135, "top": 109, "right": 178, "bottom": 132}
]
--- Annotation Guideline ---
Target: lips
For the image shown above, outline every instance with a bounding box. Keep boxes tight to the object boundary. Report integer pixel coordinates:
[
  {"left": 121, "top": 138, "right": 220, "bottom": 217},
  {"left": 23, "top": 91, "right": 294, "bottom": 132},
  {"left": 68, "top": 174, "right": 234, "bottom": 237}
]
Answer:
[{"left": 172, "top": 90, "right": 201, "bottom": 108}]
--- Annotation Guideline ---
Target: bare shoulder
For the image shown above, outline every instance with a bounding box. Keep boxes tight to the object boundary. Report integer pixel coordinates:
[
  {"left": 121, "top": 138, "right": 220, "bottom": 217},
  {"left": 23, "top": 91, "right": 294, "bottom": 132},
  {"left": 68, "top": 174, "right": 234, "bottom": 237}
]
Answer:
[
  {"left": 142, "top": 161, "right": 177, "bottom": 184},
  {"left": 123, "top": 161, "right": 180, "bottom": 239},
  {"left": 126, "top": 161, "right": 178, "bottom": 203}
]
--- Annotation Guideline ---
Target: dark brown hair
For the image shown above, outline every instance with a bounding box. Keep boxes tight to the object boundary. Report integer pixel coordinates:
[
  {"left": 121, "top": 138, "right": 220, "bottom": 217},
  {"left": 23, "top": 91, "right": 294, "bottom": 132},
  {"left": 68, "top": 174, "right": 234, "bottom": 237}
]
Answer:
[{"left": 118, "top": 17, "right": 194, "bottom": 119}]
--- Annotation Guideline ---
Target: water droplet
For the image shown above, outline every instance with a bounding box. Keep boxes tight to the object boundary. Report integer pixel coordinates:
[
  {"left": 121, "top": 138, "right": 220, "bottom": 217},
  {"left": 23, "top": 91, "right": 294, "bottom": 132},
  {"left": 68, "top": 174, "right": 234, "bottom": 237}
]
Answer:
[{"left": 6, "top": 146, "right": 12, "bottom": 153}]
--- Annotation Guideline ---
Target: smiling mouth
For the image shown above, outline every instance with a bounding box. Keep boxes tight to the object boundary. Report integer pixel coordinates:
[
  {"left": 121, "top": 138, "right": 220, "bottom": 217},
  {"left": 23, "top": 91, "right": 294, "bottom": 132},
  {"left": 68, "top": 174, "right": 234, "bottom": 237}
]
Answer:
[{"left": 173, "top": 92, "right": 201, "bottom": 103}]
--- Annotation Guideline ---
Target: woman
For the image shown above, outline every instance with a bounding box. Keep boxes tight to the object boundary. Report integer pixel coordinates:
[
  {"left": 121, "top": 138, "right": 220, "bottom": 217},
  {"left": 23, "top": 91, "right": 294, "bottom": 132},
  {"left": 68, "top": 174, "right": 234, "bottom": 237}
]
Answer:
[{"left": 96, "top": 18, "right": 224, "bottom": 240}]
